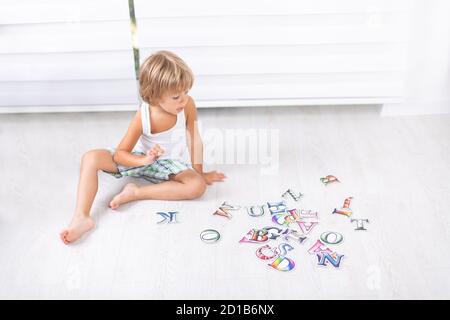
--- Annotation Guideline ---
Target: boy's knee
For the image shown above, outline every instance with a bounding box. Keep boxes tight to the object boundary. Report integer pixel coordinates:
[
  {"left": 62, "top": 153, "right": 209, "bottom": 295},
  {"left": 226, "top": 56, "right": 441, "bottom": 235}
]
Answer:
[
  {"left": 81, "top": 150, "right": 101, "bottom": 169},
  {"left": 187, "top": 176, "right": 206, "bottom": 199}
]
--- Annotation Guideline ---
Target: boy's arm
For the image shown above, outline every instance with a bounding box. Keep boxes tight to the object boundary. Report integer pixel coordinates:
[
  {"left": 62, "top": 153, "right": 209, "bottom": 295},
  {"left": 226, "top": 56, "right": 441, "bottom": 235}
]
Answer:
[
  {"left": 185, "top": 97, "right": 204, "bottom": 173},
  {"left": 185, "top": 97, "right": 226, "bottom": 184},
  {"left": 113, "top": 109, "right": 152, "bottom": 167}
]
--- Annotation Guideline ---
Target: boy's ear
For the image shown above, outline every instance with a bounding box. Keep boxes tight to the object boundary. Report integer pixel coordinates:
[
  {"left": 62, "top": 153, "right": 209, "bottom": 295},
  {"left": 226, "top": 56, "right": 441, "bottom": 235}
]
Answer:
[{"left": 151, "top": 97, "right": 160, "bottom": 106}]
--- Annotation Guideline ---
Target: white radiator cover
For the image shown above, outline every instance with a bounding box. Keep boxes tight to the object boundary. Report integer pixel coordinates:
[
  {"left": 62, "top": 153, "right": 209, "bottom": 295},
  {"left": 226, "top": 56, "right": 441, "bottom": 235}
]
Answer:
[{"left": 0, "top": 0, "right": 410, "bottom": 113}]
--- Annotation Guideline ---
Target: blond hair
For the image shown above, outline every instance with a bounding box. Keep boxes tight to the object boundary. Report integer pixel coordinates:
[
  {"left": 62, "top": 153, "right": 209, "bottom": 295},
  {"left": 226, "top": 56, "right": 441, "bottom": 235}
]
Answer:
[{"left": 139, "top": 50, "right": 194, "bottom": 105}]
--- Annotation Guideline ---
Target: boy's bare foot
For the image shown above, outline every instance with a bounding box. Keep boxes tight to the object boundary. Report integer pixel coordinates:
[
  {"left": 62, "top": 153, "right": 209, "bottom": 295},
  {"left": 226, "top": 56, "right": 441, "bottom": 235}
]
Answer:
[
  {"left": 60, "top": 215, "right": 95, "bottom": 245},
  {"left": 109, "top": 183, "right": 139, "bottom": 210}
]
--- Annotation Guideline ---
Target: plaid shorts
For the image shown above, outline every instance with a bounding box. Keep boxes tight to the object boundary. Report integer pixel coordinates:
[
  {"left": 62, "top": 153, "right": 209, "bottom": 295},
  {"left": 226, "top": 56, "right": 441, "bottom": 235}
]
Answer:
[{"left": 103, "top": 148, "right": 192, "bottom": 184}]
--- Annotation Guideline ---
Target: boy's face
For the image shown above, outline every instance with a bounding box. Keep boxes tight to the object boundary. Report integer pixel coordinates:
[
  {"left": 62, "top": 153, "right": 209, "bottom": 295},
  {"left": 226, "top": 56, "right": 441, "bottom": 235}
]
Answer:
[{"left": 156, "top": 89, "right": 189, "bottom": 115}]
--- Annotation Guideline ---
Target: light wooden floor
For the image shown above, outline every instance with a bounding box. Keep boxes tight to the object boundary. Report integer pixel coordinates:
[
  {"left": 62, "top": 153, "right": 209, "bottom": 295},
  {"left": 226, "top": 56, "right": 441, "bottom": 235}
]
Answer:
[{"left": 0, "top": 105, "right": 449, "bottom": 299}]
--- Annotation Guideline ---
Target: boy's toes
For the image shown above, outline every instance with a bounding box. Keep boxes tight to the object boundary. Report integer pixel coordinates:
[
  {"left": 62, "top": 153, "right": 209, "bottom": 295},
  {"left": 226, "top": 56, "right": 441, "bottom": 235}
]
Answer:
[
  {"left": 60, "top": 230, "right": 70, "bottom": 244},
  {"left": 109, "top": 199, "right": 118, "bottom": 210}
]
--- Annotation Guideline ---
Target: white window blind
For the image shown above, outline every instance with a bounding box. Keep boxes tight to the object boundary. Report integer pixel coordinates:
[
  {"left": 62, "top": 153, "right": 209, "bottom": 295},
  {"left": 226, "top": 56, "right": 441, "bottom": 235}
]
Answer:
[
  {"left": 0, "top": 0, "right": 409, "bottom": 112},
  {"left": 136, "top": 0, "right": 408, "bottom": 108},
  {"left": 0, "top": 0, "right": 138, "bottom": 112}
]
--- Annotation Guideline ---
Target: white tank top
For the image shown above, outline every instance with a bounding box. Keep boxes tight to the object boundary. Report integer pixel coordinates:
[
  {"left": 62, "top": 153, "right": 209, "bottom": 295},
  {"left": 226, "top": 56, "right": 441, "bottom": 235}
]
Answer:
[{"left": 134, "top": 102, "right": 191, "bottom": 164}]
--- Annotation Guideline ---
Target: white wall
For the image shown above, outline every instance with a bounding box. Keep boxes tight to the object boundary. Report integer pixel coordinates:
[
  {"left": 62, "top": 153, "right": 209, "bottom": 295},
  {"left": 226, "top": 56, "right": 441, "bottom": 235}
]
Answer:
[{"left": 382, "top": 0, "right": 450, "bottom": 115}]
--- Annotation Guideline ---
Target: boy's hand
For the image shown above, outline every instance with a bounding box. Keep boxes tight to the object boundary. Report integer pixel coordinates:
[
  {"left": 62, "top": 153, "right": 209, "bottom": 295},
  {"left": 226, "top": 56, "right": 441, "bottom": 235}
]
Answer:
[
  {"left": 143, "top": 144, "right": 165, "bottom": 165},
  {"left": 202, "top": 171, "right": 226, "bottom": 185}
]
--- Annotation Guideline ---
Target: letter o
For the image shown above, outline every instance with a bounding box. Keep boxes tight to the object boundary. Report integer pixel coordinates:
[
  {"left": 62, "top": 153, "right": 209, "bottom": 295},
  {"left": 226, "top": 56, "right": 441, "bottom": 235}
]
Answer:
[
  {"left": 200, "top": 229, "right": 221, "bottom": 243},
  {"left": 320, "top": 231, "right": 344, "bottom": 245}
]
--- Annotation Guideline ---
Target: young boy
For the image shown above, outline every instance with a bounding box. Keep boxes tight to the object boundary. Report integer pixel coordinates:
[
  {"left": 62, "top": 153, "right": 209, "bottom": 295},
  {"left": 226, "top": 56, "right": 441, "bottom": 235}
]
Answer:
[{"left": 60, "top": 50, "right": 226, "bottom": 245}]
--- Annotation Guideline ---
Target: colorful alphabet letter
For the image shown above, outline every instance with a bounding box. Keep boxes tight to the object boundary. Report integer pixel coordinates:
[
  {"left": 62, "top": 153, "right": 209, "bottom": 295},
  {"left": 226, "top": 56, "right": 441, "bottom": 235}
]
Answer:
[
  {"left": 320, "top": 175, "right": 340, "bottom": 185},
  {"left": 239, "top": 228, "right": 269, "bottom": 243},
  {"left": 156, "top": 211, "right": 178, "bottom": 224},
  {"left": 351, "top": 218, "right": 369, "bottom": 231},
  {"left": 282, "top": 188, "right": 304, "bottom": 202},
  {"left": 332, "top": 197, "right": 353, "bottom": 217},
  {"left": 317, "top": 252, "right": 344, "bottom": 268}
]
